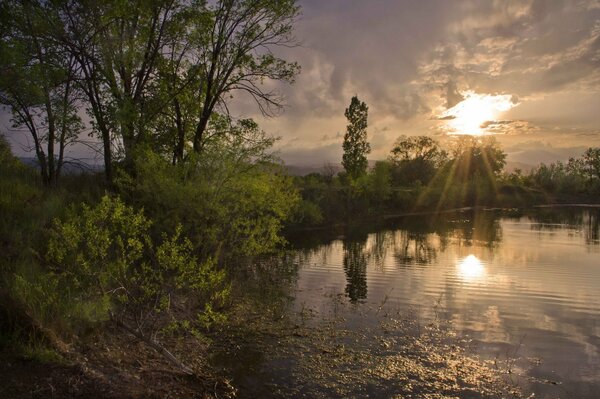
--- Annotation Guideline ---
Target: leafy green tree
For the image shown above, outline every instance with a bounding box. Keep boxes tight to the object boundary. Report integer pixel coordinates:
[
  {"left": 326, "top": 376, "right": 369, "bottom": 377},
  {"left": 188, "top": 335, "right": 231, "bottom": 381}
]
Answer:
[
  {"left": 57, "top": 0, "right": 186, "bottom": 178},
  {"left": 389, "top": 135, "right": 447, "bottom": 185},
  {"left": 367, "top": 161, "right": 392, "bottom": 208},
  {"left": 390, "top": 135, "right": 446, "bottom": 165},
  {"left": 118, "top": 117, "right": 299, "bottom": 261},
  {"left": 185, "top": 0, "right": 301, "bottom": 153},
  {"left": 29, "top": 0, "right": 301, "bottom": 182},
  {"left": 342, "top": 96, "right": 370, "bottom": 179},
  {"left": 450, "top": 136, "right": 506, "bottom": 179},
  {"left": 583, "top": 147, "right": 600, "bottom": 181}
]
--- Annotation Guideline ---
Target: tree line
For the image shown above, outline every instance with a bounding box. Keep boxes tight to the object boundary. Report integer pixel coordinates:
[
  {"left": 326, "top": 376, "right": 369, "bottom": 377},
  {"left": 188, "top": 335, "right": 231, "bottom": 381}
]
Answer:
[{"left": 293, "top": 96, "right": 600, "bottom": 226}]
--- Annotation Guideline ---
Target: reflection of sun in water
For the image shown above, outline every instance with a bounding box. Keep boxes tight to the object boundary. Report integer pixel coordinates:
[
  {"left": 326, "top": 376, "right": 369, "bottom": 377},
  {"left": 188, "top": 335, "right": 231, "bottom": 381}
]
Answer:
[
  {"left": 442, "top": 91, "right": 517, "bottom": 136},
  {"left": 457, "top": 254, "right": 485, "bottom": 281}
]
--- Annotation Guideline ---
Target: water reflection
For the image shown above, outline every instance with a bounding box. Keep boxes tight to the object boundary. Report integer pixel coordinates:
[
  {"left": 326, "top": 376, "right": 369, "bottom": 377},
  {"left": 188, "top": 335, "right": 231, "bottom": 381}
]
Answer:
[
  {"left": 530, "top": 209, "right": 600, "bottom": 245},
  {"left": 392, "top": 230, "right": 438, "bottom": 266},
  {"left": 456, "top": 254, "right": 485, "bottom": 281},
  {"left": 288, "top": 208, "right": 600, "bottom": 398},
  {"left": 342, "top": 239, "right": 368, "bottom": 303}
]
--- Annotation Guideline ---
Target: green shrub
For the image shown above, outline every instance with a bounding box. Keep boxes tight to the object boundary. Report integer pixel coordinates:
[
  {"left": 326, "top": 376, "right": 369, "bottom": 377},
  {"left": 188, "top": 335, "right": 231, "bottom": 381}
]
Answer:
[
  {"left": 46, "top": 195, "right": 229, "bottom": 339},
  {"left": 291, "top": 199, "right": 324, "bottom": 226},
  {"left": 118, "top": 149, "right": 299, "bottom": 261}
]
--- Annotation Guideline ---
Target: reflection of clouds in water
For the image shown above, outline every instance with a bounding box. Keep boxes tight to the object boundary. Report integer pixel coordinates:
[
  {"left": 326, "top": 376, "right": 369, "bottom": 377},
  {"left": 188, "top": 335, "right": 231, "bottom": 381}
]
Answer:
[{"left": 462, "top": 305, "right": 511, "bottom": 344}]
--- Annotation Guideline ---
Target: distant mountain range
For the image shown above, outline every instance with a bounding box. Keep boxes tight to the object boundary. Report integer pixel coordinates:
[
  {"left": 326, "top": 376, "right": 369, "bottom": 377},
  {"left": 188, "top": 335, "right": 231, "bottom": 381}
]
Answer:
[
  {"left": 504, "top": 161, "right": 536, "bottom": 173},
  {"left": 285, "top": 161, "right": 536, "bottom": 176},
  {"left": 18, "top": 157, "right": 104, "bottom": 174},
  {"left": 17, "top": 156, "right": 536, "bottom": 177}
]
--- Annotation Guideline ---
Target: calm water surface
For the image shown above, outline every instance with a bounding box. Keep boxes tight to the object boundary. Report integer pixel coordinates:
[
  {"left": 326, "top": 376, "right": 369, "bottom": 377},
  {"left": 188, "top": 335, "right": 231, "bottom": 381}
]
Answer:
[{"left": 287, "top": 208, "right": 600, "bottom": 398}]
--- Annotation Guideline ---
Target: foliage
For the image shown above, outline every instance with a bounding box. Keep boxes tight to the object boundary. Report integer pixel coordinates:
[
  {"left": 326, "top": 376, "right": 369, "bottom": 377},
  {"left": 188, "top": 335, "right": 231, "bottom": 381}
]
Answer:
[
  {"left": 582, "top": 147, "right": 600, "bottom": 182},
  {"left": 292, "top": 140, "right": 600, "bottom": 227},
  {"left": 118, "top": 118, "right": 299, "bottom": 261},
  {"left": 46, "top": 195, "right": 229, "bottom": 341},
  {"left": 28, "top": 0, "right": 301, "bottom": 182},
  {"left": 342, "top": 96, "right": 371, "bottom": 179},
  {"left": 389, "top": 136, "right": 447, "bottom": 185},
  {"left": 448, "top": 136, "right": 506, "bottom": 180},
  {"left": 529, "top": 148, "right": 600, "bottom": 198},
  {"left": 0, "top": 0, "right": 81, "bottom": 185},
  {"left": 367, "top": 161, "right": 393, "bottom": 209}
]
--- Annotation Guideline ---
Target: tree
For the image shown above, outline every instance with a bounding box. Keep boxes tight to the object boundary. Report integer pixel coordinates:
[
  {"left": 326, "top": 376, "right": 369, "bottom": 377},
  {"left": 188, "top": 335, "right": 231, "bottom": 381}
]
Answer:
[
  {"left": 342, "top": 96, "right": 370, "bottom": 179},
  {"left": 582, "top": 147, "right": 600, "bottom": 181},
  {"left": 390, "top": 135, "right": 446, "bottom": 165},
  {"left": 0, "top": 1, "right": 81, "bottom": 185},
  {"left": 389, "top": 135, "right": 447, "bottom": 185},
  {"left": 54, "top": 0, "right": 300, "bottom": 181},
  {"left": 450, "top": 136, "right": 506, "bottom": 179},
  {"left": 186, "top": 0, "right": 300, "bottom": 154},
  {"left": 57, "top": 0, "right": 184, "bottom": 179}
]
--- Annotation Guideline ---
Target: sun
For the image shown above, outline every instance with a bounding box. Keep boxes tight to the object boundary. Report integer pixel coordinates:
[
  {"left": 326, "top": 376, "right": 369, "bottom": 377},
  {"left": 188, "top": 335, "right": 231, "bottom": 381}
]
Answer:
[{"left": 441, "top": 91, "right": 517, "bottom": 136}]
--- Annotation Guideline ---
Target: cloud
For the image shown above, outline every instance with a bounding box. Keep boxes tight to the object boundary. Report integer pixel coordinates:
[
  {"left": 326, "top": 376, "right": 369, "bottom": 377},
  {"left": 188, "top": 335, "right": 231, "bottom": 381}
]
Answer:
[
  {"left": 480, "top": 120, "right": 539, "bottom": 135},
  {"left": 418, "top": 0, "right": 600, "bottom": 98},
  {"left": 4, "top": 0, "right": 600, "bottom": 167},
  {"left": 445, "top": 80, "right": 465, "bottom": 108}
]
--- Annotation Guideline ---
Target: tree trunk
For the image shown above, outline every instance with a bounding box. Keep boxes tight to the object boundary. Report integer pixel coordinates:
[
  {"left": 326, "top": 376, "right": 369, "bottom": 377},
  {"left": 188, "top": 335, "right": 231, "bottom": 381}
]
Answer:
[
  {"left": 193, "top": 107, "right": 211, "bottom": 152},
  {"left": 173, "top": 98, "right": 185, "bottom": 164}
]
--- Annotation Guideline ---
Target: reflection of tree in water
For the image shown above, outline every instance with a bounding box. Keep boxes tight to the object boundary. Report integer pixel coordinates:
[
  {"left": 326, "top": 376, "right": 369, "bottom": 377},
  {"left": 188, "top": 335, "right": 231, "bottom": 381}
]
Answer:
[
  {"left": 343, "top": 239, "right": 368, "bottom": 303},
  {"left": 530, "top": 209, "right": 600, "bottom": 245},
  {"left": 393, "top": 231, "right": 438, "bottom": 266},
  {"left": 391, "top": 211, "right": 503, "bottom": 266},
  {"left": 369, "top": 231, "right": 392, "bottom": 269},
  {"left": 584, "top": 210, "right": 599, "bottom": 244},
  {"left": 442, "top": 211, "right": 503, "bottom": 248}
]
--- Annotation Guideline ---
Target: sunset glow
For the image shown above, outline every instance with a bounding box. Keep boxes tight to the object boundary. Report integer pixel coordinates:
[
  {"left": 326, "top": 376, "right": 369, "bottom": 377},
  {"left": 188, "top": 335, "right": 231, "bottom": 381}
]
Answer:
[{"left": 441, "top": 92, "right": 518, "bottom": 136}]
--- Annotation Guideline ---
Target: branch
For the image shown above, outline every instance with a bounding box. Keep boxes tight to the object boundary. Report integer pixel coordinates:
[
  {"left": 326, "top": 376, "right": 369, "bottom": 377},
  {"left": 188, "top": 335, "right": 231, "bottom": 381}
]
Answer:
[{"left": 110, "top": 313, "right": 195, "bottom": 376}]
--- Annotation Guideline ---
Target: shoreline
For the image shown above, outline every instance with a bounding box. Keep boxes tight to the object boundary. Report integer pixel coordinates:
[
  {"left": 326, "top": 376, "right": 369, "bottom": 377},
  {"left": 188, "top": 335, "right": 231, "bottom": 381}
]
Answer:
[{"left": 286, "top": 203, "right": 600, "bottom": 234}]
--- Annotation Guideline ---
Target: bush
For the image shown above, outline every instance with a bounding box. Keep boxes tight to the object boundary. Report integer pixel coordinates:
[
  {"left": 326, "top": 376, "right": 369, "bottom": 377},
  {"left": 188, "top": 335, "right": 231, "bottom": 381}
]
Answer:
[
  {"left": 119, "top": 148, "right": 299, "bottom": 262},
  {"left": 46, "top": 195, "right": 229, "bottom": 371},
  {"left": 291, "top": 199, "right": 324, "bottom": 226}
]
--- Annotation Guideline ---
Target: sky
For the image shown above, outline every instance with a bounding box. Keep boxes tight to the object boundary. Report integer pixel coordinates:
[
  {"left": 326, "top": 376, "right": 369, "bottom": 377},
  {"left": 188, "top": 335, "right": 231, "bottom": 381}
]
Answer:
[
  {"left": 3, "top": 0, "right": 600, "bottom": 167},
  {"left": 236, "top": 0, "right": 600, "bottom": 166}
]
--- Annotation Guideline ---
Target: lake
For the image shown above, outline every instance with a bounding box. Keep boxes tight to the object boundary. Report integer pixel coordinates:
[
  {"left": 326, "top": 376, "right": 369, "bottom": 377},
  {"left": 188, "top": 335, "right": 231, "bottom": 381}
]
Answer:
[{"left": 218, "top": 207, "right": 600, "bottom": 398}]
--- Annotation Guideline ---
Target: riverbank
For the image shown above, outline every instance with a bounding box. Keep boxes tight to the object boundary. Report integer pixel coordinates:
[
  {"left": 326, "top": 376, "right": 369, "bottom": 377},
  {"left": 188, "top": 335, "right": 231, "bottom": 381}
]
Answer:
[
  {"left": 0, "top": 324, "right": 235, "bottom": 398},
  {"left": 2, "top": 260, "right": 524, "bottom": 399}
]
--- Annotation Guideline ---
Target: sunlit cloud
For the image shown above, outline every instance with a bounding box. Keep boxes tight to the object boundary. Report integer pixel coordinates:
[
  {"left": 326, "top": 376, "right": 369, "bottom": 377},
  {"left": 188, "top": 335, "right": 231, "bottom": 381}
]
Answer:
[{"left": 438, "top": 91, "right": 519, "bottom": 136}]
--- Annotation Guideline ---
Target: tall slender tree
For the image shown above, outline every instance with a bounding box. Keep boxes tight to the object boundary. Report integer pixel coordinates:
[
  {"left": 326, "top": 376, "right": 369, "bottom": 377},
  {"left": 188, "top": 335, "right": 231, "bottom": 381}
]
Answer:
[{"left": 342, "top": 96, "right": 370, "bottom": 179}]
